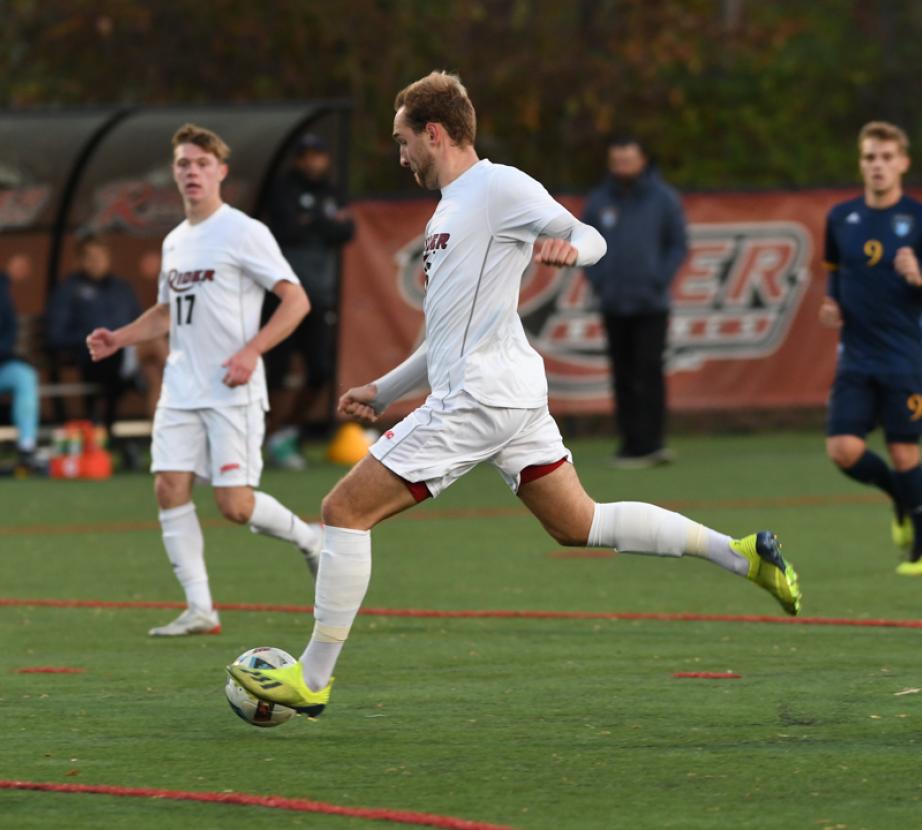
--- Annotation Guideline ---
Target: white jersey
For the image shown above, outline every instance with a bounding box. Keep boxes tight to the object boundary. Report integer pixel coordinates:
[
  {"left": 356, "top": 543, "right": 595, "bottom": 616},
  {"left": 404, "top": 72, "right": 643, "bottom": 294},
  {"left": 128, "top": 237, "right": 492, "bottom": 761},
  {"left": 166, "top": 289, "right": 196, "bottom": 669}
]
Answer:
[
  {"left": 157, "top": 203, "right": 298, "bottom": 409},
  {"left": 422, "top": 159, "right": 583, "bottom": 408}
]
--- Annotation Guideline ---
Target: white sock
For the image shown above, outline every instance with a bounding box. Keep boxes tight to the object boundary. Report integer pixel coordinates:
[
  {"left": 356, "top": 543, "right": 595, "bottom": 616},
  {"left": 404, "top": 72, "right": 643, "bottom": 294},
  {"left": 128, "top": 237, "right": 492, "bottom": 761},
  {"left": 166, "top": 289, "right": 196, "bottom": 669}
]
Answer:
[
  {"left": 300, "top": 525, "right": 372, "bottom": 690},
  {"left": 159, "top": 502, "right": 212, "bottom": 612},
  {"left": 249, "top": 491, "right": 321, "bottom": 551},
  {"left": 587, "top": 501, "right": 748, "bottom": 576}
]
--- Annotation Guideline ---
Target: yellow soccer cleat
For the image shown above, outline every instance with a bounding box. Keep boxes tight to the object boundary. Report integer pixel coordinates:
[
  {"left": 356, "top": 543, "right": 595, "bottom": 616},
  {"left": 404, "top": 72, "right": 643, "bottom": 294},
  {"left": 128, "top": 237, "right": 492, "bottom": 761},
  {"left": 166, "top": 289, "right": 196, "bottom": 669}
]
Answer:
[
  {"left": 891, "top": 515, "right": 914, "bottom": 551},
  {"left": 896, "top": 558, "right": 922, "bottom": 576},
  {"left": 730, "top": 531, "right": 802, "bottom": 616},
  {"left": 226, "top": 660, "right": 332, "bottom": 717}
]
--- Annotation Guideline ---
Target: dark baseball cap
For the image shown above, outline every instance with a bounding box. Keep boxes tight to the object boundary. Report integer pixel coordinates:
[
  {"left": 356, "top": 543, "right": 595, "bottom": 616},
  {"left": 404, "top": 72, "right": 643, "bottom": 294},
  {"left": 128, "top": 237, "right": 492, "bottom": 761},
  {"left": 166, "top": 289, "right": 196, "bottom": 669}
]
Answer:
[{"left": 295, "top": 133, "right": 329, "bottom": 154}]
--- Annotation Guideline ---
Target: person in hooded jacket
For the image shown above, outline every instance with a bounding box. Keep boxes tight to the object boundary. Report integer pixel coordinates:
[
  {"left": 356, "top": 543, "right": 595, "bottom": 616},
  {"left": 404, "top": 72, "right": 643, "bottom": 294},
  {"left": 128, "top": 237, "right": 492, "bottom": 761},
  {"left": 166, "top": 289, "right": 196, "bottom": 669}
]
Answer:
[{"left": 583, "top": 135, "right": 687, "bottom": 468}]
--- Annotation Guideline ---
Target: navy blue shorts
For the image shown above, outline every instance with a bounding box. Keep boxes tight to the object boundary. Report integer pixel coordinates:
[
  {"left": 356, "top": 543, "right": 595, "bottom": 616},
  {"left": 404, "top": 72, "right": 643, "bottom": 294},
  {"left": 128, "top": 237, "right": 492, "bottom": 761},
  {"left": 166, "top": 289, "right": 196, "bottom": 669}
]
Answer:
[{"left": 826, "top": 370, "right": 922, "bottom": 442}]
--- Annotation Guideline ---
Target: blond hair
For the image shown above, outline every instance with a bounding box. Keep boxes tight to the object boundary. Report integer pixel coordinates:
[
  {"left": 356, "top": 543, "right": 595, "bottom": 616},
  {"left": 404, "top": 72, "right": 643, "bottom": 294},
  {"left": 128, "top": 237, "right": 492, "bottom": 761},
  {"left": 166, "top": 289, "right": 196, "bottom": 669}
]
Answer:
[
  {"left": 171, "top": 123, "right": 231, "bottom": 162},
  {"left": 858, "top": 121, "right": 909, "bottom": 155},
  {"left": 394, "top": 71, "right": 476, "bottom": 147}
]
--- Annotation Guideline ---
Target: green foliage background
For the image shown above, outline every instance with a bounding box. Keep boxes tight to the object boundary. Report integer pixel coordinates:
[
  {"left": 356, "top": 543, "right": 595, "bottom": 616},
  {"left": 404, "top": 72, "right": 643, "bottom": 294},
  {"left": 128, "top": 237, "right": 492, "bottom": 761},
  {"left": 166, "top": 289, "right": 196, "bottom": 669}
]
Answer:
[{"left": 3, "top": 0, "right": 921, "bottom": 194}]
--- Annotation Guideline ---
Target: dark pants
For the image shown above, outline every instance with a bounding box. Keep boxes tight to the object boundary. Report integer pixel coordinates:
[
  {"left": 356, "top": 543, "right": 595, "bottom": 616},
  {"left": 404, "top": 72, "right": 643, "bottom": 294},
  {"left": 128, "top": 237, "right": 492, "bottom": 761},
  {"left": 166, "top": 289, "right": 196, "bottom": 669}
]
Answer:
[
  {"left": 264, "top": 304, "right": 337, "bottom": 393},
  {"left": 81, "top": 352, "right": 131, "bottom": 431},
  {"left": 602, "top": 311, "right": 669, "bottom": 457}
]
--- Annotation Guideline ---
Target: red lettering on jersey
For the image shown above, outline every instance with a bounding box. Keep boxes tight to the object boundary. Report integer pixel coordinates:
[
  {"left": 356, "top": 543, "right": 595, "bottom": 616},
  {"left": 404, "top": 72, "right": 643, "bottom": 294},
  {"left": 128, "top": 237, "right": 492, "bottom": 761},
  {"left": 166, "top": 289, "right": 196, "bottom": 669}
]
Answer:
[
  {"left": 219, "top": 463, "right": 241, "bottom": 473},
  {"left": 423, "top": 232, "right": 451, "bottom": 252},
  {"left": 385, "top": 430, "right": 395, "bottom": 440},
  {"left": 167, "top": 268, "right": 216, "bottom": 292}
]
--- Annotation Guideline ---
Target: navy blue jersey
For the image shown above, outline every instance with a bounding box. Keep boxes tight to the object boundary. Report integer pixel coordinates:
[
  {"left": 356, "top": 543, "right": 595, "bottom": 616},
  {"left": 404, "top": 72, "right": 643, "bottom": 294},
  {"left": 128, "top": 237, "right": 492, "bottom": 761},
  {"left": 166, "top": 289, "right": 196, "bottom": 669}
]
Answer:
[{"left": 825, "top": 194, "right": 922, "bottom": 374}]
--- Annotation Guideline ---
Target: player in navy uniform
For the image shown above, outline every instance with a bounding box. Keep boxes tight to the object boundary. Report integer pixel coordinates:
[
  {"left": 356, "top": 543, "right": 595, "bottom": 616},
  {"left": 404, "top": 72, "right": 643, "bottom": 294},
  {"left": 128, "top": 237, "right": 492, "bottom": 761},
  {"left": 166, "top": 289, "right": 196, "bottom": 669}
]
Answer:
[{"left": 821, "top": 121, "right": 922, "bottom": 575}]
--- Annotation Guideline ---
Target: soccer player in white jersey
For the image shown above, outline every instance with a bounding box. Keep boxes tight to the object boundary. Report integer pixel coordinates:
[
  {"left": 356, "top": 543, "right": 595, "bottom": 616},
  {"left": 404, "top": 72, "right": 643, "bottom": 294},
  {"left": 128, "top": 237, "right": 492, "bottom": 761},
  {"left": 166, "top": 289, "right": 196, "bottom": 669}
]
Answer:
[
  {"left": 230, "top": 73, "right": 802, "bottom": 717},
  {"left": 86, "top": 123, "right": 322, "bottom": 637}
]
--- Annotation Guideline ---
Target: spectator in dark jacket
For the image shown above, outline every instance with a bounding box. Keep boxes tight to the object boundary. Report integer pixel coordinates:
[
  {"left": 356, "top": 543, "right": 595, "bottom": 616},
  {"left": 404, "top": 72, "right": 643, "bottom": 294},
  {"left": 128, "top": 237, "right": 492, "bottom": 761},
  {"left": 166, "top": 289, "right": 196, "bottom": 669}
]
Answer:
[
  {"left": 46, "top": 235, "right": 142, "bottom": 437},
  {"left": 583, "top": 135, "right": 688, "bottom": 468},
  {"left": 0, "top": 254, "right": 40, "bottom": 473},
  {"left": 262, "top": 133, "right": 355, "bottom": 468}
]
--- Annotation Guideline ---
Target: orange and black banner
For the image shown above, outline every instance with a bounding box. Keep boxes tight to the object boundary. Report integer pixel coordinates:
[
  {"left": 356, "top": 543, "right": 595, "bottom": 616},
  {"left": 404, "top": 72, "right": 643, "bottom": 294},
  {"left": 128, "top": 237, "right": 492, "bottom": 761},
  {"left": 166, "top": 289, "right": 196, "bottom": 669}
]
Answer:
[{"left": 338, "top": 189, "right": 848, "bottom": 417}]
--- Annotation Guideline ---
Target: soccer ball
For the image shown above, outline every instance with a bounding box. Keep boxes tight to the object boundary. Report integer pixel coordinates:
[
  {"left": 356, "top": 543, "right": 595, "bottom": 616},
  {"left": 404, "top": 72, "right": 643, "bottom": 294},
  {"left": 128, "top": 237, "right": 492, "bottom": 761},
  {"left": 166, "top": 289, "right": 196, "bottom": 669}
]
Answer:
[{"left": 225, "top": 646, "right": 297, "bottom": 728}]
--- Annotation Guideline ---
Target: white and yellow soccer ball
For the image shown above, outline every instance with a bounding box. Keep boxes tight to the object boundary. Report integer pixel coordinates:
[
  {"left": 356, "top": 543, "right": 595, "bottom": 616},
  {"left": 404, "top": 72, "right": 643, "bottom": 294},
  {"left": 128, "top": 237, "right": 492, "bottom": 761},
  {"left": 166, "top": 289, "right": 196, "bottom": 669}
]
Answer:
[{"left": 225, "top": 646, "right": 297, "bottom": 728}]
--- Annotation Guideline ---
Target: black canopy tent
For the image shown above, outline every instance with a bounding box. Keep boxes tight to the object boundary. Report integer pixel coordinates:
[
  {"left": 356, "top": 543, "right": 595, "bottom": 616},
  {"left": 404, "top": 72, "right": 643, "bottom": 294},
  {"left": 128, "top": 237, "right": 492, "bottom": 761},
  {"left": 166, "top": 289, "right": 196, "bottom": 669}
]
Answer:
[{"left": 0, "top": 101, "right": 351, "bottom": 313}]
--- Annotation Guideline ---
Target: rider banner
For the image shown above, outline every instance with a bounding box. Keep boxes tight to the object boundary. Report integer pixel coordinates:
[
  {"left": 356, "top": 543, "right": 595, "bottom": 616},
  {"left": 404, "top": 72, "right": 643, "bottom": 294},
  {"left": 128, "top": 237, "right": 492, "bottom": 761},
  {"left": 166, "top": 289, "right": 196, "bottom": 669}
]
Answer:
[{"left": 338, "top": 190, "right": 848, "bottom": 417}]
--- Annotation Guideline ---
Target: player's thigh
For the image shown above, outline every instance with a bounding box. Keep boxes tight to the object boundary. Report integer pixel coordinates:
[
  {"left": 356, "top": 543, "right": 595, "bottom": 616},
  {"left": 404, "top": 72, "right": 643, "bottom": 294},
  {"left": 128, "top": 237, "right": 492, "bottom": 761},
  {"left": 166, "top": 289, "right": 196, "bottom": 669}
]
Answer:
[
  {"left": 826, "top": 371, "right": 877, "bottom": 440},
  {"left": 369, "top": 393, "right": 522, "bottom": 499},
  {"left": 517, "top": 460, "right": 596, "bottom": 546},
  {"left": 151, "top": 406, "right": 209, "bottom": 480},
  {"left": 322, "top": 453, "right": 418, "bottom": 530},
  {"left": 201, "top": 404, "right": 265, "bottom": 488},
  {"left": 491, "top": 406, "right": 571, "bottom": 492},
  {"left": 880, "top": 372, "right": 922, "bottom": 447}
]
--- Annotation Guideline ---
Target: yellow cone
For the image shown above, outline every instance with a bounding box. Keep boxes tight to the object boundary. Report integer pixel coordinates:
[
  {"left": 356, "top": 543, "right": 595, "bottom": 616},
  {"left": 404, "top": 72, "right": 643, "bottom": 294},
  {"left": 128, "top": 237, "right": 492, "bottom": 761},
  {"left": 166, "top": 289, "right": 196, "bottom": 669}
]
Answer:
[{"left": 326, "top": 422, "right": 372, "bottom": 466}]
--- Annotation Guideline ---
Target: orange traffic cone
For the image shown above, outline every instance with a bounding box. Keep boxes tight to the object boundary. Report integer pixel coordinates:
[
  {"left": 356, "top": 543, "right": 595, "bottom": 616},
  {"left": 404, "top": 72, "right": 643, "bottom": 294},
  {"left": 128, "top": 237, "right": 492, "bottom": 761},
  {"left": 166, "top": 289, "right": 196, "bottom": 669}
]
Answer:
[{"left": 326, "top": 422, "right": 372, "bottom": 466}]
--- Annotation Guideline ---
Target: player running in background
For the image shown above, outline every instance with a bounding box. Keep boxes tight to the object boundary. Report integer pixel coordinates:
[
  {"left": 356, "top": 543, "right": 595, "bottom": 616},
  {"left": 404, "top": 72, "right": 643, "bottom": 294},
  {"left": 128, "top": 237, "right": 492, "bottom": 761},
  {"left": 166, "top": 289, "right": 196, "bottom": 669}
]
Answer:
[
  {"left": 230, "top": 72, "right": 801, "bottom": 716},
  {"left": 819, "top": 121, "right": 922, "bottom": 575},
  {"left": 87, "top": 123, "right": 322, "bottom": 636}
]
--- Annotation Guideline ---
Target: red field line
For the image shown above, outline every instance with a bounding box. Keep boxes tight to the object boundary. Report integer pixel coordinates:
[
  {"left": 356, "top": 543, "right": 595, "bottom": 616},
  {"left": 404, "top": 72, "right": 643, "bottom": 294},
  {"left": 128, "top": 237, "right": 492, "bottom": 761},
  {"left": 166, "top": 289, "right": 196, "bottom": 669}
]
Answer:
[
  {"left": 673, "top": 672, "right": 742, "bottom": 679},
  {"left": 16, "top": 667, "right": 85, "bottom": 674},
  {"left": 0, "top": 780, "right": 516, "bottom": 830},
  {"left": 3, "top": 596, "right": 922, "bottom": 629},
  {"left": 0, "top": 492, "right": 889, "bottom": 538}
]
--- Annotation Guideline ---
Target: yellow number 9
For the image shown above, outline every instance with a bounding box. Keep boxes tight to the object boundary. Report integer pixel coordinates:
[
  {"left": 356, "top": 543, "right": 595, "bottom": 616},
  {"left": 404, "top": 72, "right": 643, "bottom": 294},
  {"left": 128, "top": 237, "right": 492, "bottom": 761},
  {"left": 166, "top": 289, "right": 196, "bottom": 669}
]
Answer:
[
  {"left": 864, "top": 239, "right": 883, "bottom": 267},
  {"left": 907, "top": 394, "right": 922, "bottom": 421}
]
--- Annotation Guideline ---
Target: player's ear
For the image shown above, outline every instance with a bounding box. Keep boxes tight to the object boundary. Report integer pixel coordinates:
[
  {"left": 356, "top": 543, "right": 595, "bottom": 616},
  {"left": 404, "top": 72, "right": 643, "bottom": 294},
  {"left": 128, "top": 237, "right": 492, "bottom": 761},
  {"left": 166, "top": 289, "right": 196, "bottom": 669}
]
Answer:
[
  {"left": 218, "top": 163, "right": 229, "bottom": 182},
  {"left": 425, "top": 122, "right": 439, "bottom": 145},
  {"left": 900, "top": 154, "right": 910, "bottom": 175}
]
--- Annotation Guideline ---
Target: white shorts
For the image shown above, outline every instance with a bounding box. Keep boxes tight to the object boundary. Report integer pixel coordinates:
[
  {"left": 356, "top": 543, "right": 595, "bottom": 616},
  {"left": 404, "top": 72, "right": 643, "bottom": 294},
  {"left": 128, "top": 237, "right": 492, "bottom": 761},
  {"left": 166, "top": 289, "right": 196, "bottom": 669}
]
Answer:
[
  {"left": 370, "top": 390, "right": 571, "bottom": 498},
  {"left": 150, "top": 403, "right": 265, "bottom": 487}
]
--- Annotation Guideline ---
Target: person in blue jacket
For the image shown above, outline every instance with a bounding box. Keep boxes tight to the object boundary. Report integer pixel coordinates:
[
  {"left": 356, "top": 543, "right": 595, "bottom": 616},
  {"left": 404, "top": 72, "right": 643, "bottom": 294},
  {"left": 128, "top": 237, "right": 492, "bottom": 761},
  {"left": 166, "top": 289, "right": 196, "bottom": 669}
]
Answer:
[
  {"left": 583, "top": 135, "right": 687, "bottom": 468},
  {"left": 46, "top": 235, "right": 142, "bottom": 455}
]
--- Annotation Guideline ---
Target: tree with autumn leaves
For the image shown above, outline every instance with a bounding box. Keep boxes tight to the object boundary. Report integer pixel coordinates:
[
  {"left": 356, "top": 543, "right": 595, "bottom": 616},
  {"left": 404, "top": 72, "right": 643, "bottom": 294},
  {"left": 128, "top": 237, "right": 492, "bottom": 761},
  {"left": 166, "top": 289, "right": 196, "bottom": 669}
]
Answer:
[{"left": 2, "top": 0, "right": 921, "bottom": 194}]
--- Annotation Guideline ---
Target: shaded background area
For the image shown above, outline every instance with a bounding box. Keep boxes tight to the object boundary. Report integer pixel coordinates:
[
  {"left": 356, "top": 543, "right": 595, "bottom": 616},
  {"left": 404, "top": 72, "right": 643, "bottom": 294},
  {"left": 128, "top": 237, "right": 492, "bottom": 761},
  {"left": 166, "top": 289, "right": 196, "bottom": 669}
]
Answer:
[
  {"left": 3, "top": 0, "right": 922, "bottom": 195},
  {"left": 2, "top": 0, "right": 919, "bottom": 425}
]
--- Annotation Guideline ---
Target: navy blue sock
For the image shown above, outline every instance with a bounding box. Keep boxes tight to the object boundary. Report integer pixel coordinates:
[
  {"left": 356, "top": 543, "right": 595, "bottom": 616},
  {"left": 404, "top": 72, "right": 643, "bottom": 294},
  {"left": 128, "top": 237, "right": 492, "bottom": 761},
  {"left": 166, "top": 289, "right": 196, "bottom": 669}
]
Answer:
[
  {"left": 894, "top": 466, "right": 922, "bottom": 556},
  {"left": 842, "top": 450, "right": 901, "bottom": 517}
]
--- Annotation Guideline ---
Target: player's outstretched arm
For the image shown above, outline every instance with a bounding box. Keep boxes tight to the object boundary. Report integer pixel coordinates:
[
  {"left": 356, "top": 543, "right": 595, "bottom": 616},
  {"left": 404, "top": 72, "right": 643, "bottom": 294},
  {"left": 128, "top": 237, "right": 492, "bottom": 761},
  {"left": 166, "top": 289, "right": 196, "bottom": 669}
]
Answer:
[{"left": 86, "top": 303, "right": 170, "bottom": 362}]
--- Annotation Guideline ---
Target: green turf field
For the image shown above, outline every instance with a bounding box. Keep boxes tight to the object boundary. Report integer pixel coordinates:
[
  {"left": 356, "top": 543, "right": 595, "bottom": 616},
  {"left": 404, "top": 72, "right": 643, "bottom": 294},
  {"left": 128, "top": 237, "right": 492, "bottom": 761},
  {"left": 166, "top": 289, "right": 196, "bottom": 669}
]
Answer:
[{"left": 2, "top": 431, "right": 921, "bottom": 829}]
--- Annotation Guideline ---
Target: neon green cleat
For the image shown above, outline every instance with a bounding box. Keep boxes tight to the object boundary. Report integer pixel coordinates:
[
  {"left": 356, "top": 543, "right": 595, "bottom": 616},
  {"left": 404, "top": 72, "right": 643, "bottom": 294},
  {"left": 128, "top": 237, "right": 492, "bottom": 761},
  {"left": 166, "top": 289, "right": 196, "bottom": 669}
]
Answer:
[
  {"left": 226, "top": 660, "right": 332, "bottom": 717},
  {"left": 896, "top": 559, "right": 922, "bottom": 576},
  {"left": 892, "top": 515, "right": 913, "bottom": 551},
  {"left": 730, "top": 531, "right": 801, "bottom": 616}
]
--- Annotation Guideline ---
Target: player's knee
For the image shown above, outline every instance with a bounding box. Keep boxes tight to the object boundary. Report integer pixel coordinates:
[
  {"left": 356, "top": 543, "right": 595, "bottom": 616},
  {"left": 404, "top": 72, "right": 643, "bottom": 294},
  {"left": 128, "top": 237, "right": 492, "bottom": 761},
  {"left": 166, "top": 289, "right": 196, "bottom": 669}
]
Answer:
[
  {"left": 546, "top": 521, "right": 589, "bottom": 547},
  {"left": 320, "top": 491, "right": 347, "bottom": 527},
  {"left": 154, "top": 475, "right": 187, "bottom": 510},
  {"left": 217, "top": 500, "right": 250, "bottom": 524},
  {"left": 826, "top": 437, "right": 862, "bottom": 468}
]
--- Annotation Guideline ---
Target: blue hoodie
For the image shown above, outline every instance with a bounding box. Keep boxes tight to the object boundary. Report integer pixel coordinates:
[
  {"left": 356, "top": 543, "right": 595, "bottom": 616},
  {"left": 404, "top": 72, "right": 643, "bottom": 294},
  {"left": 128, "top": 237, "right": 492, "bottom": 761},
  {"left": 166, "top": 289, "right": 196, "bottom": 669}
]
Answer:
[{"left": 582, "top": 168, "right": 687, "bottom": 315}]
